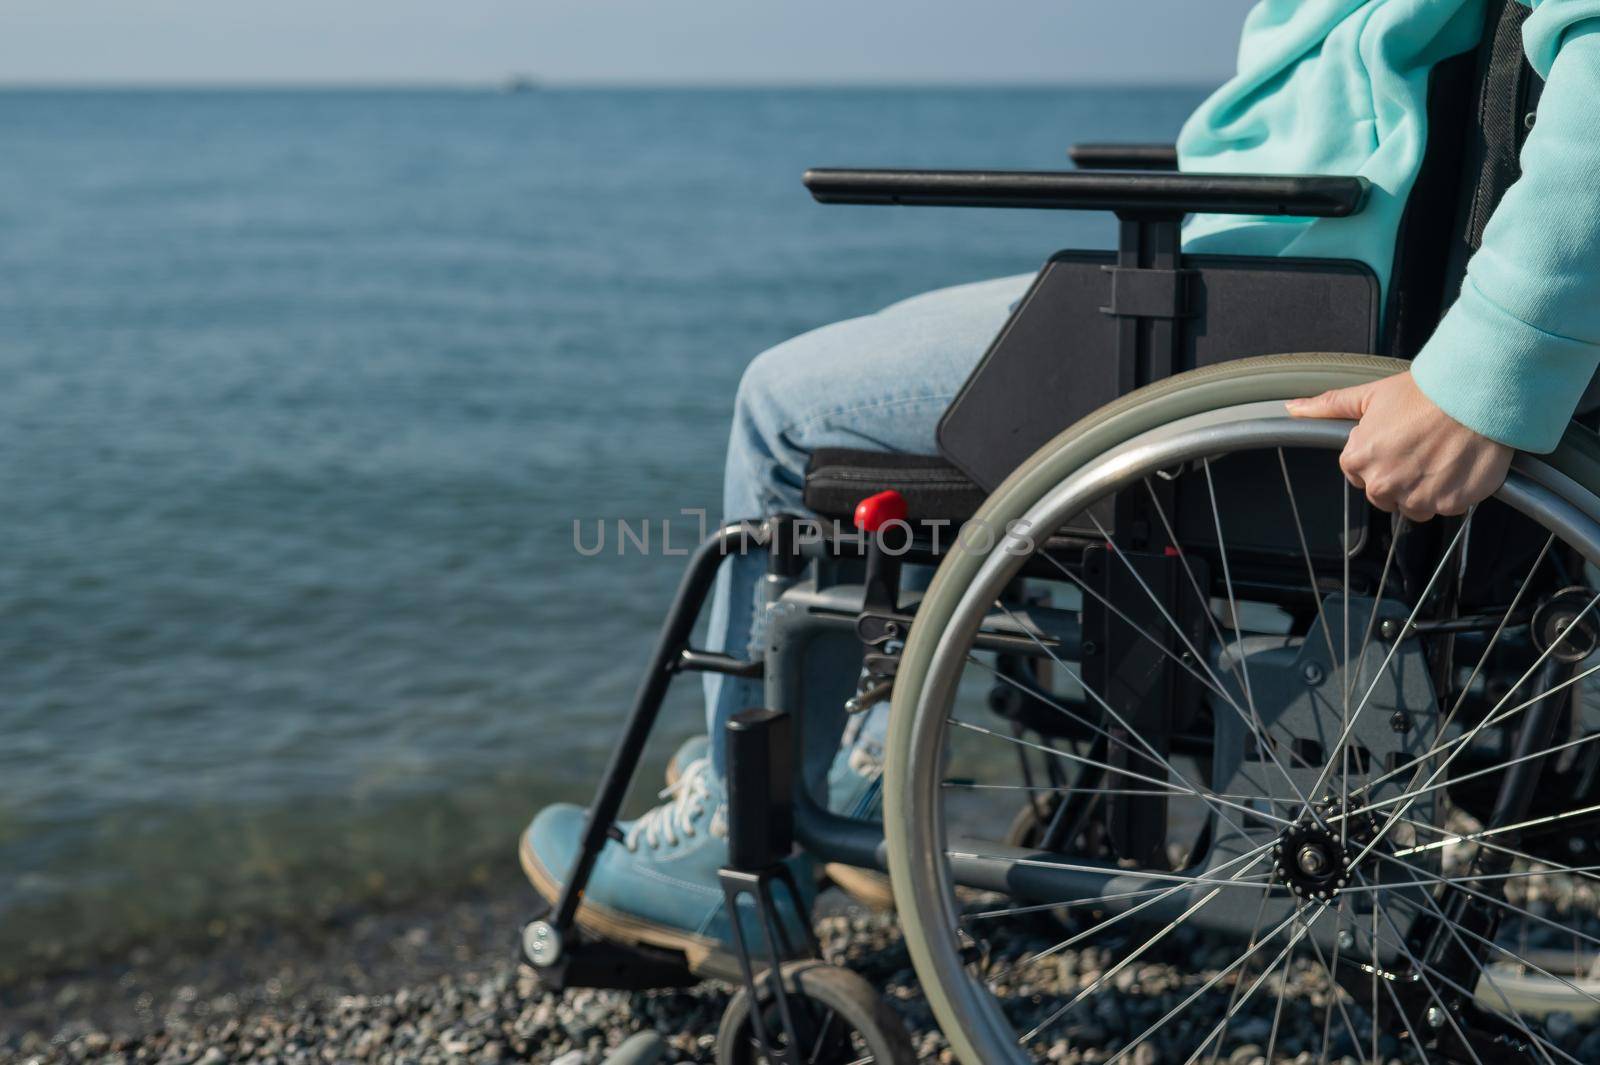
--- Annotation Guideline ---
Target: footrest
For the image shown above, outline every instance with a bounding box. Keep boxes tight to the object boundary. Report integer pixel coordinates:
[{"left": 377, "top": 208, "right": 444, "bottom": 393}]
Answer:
[{"left": 518, "top": 896, "right": 699, "bottom": 992}]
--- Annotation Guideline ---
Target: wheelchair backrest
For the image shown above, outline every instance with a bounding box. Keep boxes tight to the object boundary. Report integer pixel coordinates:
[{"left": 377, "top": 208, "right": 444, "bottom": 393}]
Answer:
[{"left": 1386, "top": 0, "right": 1540, "bottom": 357}]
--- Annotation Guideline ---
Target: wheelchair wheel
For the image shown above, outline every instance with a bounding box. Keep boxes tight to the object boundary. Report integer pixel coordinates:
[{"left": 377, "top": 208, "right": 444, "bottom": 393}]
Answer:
[
  {"left": 885, "top": 354, "right": 1600, "bottom": 1064},
  {"left": 715, "top": 960, "right": 916, "bottom": 1065}
]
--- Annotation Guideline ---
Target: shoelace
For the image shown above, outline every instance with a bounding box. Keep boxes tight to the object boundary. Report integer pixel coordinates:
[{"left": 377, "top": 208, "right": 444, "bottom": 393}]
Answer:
[{"left": 624, "top": 758, "right": 728, "bottom": 851}]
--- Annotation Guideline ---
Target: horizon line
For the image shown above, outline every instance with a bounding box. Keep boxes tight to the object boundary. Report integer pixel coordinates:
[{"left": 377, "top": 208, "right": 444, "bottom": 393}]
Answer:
[{"left": 0, "top": 77, "right": 1217, "bottom": 93}]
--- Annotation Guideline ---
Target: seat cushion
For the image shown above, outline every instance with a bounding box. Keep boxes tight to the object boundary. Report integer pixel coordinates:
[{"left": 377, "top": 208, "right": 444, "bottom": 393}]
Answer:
[{"left": 803, "top": 448, "right": 987, "bottom": 526}]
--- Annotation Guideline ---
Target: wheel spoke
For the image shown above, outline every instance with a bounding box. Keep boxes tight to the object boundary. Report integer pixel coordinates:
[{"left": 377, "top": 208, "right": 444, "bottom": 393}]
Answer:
[
  {"left": 943, "top": 849, "right": 1278, "bottom": 891},
  {"left": 987, "top": 593, "right": 1263, "bottom": 817},
  {"left": 1277, "top": 448, "right": 1341, "bottom": 672},
  {"left": 1015, "top": 851, "right": 1274, "bottom": 1044},
  {"left": 1201, "top": 871, "right": 1277, "bottom": 1065},
  {"left": 1394, "top": 800, "right": 1600, "bottom": 858},
  {"left": 1336, "top": 860, "right": 1600, "bottom": 893},
  {"left": 966, "top": 649, "right": 1196, "bottom": 783},
  {"left": 950, "top": 717, "right": 1285, "bottom": 829},
  {"left": 1197, "top": 458, "right": 1324, "bottom": 817},
  {"left": 1355, "top": 535, "right": 1556, "bottom": 797},
  {"left": 1355, "top": 726, "right": 1600, "bottom": 838},
  {"left": 1362, "top": 875, "right": 1484, "bottom": 1065},
  {"left": 1391, "top": 878, "right": 1565, "bottom": 1065},
  {"left": 1359, "top": 868, "right": 1573, "bottom": 1065},
  {"left": 1348, "top": 589, "right": 1600, "bottom": 864},
  {"left": 1200, "top": 458, "right": 1261, "bottom": 717},
  {"left": 1376, "top": 848, "right": 1600, "bottom": 957},
  {"left": 1298, "top": 897, "right": 1364, "bottom": 1065},
  {"left": 1348, "top": 516, "right": 1402, "bottom": 710},
  {"left": 1370, "top": 898, "right": 1379, "bottom": 1064},
  {"left": 1079, "top": 479, "right": 1330, "bottom": 803},
  {"left": 977, "top": 847, "right": 1273, "bottom": 988},
  {"left": 805, "top": 1007, "right": 843, "bottom": 1065},
  {"left": 1353, "top": 650, "right": 1596, "bottom": 803},
  {"left": 1342, "top": 476, "right": 1353, "bottom": 849},
  {"left": 1300, "top": 516, "right": 1473, "bottom": 817},
  {"left": 1135, "top": 472, "right": 1319, "bottom": 782},
  {"left": 960, "top": 883, "right": 1236, "bottom": 923},
  {"left": 1164, "top": 904, "right": 1326, "bottom": 1065},
  {"left": 1407, "top": 816, "right": 1600, "bottom": 892},
  {"left": 1356, "top": 921, "right": 1581, "bottom": 1065},
  {"left": 1261, "top": 919, "right": 1296, "bottom": 1065},
  {"left": 942, "top": 780, "right": 1292, "bottom": 805},
  {"left": 1031, "top": 546, "right": 1322, "bottom": 789},
  {"left": 1027, "top": 550, "right": 1243, "bottom": 716},
  {"left": 1143, "top": 475, "right": 1260, "bottom": 713}
]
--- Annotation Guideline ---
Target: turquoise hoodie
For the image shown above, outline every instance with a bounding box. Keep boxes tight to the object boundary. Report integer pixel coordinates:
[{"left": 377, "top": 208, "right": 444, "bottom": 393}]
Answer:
[{"left": 1179, "top": 0, "right": 1600, "bottom": 452}]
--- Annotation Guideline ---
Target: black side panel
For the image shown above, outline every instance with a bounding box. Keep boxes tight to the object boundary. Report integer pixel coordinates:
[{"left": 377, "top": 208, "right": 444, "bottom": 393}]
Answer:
[{"left": 936, "top": 251, "right": 1379, "bottom": 494}]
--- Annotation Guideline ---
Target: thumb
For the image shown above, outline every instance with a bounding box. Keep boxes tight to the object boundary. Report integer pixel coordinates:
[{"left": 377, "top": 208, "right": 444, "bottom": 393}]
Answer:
[{"left": 1285, "top": 383, "right": 1373, "bottom": 421}]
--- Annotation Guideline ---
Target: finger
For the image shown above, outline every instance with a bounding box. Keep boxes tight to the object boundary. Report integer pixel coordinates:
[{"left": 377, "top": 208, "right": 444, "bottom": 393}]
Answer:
[
  {"left": 1285, "top": 383, "right": 1373, "bottom": 421},
  {"left": 1394, "top": 483, "right": 1439, "bottom": 523},
  {"left": 1338, "top": 446, "right": 1367, "bottom": 491},
  {"left": 1450, "top": 465, "right": 1506, "bottom": 515},
  {"left": 1364, "top": 478, "right": 1401, "bottom": 514}
]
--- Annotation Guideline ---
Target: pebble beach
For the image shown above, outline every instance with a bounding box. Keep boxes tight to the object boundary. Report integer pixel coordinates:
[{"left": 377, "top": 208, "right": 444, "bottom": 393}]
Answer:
[{"left": 11, "top": 865, "right": 1600, "bottom": 1065}]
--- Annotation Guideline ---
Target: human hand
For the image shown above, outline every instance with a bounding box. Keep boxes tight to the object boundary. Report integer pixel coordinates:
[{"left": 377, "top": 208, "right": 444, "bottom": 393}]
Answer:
[{"left": 1285, "top": 371, "right": 1513, "bottom": 522}]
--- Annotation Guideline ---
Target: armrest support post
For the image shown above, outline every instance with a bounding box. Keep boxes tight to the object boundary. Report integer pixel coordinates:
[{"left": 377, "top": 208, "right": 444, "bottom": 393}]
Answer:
[
  {"left": 1105, "top": 210, "right": 1186, "bottom": 404},
  {"left": 1070, "top": 143, "right": 1180, "bottom": 171},
  {"left": 1103, "top": 209, "right": 1187, "bottom": 548}
]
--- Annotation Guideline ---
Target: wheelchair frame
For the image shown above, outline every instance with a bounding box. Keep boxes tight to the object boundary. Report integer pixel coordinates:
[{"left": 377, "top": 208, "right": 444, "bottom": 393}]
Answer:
[{"left": 520, "top": 9, "right": 1592, "bottom": 1058}]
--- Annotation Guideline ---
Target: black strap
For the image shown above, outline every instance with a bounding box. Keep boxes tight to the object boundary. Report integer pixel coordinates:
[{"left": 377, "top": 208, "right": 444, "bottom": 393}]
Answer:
[{"left": 1464, "top": 0, "right": 1536, "bottom": 253}]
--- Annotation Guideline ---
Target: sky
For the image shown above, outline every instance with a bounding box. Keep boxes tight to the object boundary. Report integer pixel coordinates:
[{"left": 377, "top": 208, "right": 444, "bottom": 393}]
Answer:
[{"left": 0, "top": 0, "right": 1257, "bottom": 87}]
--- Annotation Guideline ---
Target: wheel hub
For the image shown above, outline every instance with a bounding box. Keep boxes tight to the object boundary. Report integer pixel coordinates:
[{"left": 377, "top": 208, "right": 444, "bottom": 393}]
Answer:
[{"left": 1274, "top": 800, "right": 1381, "bottom": 902}]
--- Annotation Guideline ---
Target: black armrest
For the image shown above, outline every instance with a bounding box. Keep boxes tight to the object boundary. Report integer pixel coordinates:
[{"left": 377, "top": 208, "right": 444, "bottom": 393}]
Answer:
[
  {"left": 803, "top": 168, "right": 1369, "bottom": 218},
  {"left": 1069, "top": 143, "right": 1178, "bottom": 171}
]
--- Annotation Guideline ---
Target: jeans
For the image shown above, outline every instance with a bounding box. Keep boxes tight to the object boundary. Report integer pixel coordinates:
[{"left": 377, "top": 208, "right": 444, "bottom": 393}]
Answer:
[{"left": 703, "top": 272, "right": 1034, "bottom": 777}]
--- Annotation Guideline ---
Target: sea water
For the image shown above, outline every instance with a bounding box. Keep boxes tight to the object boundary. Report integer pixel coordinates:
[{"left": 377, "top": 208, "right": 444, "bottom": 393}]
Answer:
[{"left": 0, "top": 86, "right": 1203, "bottom": 967}]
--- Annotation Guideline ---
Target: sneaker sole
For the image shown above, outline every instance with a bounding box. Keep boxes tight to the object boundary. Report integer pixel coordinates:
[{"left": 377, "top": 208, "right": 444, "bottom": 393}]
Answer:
[
  {"left": 823, "top": 862, "right": 896, "bottom": 910},
  {"left": 518, "top": 830, "right": 737, "bottom": 978}
]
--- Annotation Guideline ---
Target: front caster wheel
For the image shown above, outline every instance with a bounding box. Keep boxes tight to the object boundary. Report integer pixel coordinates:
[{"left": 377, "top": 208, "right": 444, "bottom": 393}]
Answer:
[{"left": 715, "top": 960, "right": 916, "bottom": 1065}]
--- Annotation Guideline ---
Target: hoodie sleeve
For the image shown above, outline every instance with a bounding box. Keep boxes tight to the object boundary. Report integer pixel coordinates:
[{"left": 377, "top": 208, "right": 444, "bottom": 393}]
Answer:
[{"left": 1410, "top": 8, "right": 1600, "bottom": 453}]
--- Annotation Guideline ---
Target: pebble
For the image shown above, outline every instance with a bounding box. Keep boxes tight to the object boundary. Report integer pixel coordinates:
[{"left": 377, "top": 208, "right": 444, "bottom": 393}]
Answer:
[{"left": 5, "top": 889, "right": 1596, "bottom": 1064}]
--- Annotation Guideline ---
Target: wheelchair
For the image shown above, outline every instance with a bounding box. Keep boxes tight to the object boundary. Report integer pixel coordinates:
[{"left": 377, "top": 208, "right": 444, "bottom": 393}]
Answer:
[{"left": 523, "top": 4, "right": 1600, "bottom": 1062}]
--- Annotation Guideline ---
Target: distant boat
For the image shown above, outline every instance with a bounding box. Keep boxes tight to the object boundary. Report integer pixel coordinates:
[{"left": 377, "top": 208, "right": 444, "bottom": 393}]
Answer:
[{"left": 502, "top": 76, "right": 542, "bottom": 94}]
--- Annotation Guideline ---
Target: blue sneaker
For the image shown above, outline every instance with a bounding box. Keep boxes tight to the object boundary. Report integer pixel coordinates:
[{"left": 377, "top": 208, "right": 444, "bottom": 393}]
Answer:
[
  {"left": 821, "top": 706, "right": 894, "bottom": 909},
  {"left": 664, "top": 734, "right": 710, "bottom": 787},
  {"left": 520, "top": 756, "right": 814, "bottom": 975},
  {"left": 666, "top": 711, "right": 881, "bottom": 816},
  {"left": 826, "top": 705, "right": 886, "bottom": 820},
  {"left": 674, "top": 707, "right": 893, "bottom": 908}
]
